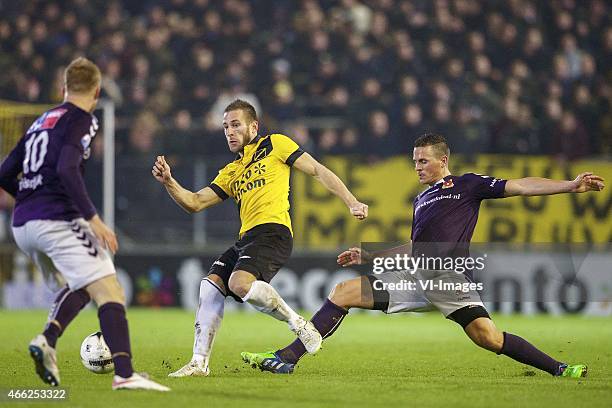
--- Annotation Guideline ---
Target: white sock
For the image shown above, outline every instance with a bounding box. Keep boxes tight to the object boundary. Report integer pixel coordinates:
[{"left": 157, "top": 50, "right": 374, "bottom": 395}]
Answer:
[
  {"left": 241, "top": 281, "right": 302, "bottom": 330},
  {"left": 192, "top": 278, "right": 225, "bottom": 366}
]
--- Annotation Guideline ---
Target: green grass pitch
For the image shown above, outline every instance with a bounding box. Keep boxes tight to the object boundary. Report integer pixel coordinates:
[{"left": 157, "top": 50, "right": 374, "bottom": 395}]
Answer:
[{"left": 1, "top": 309, "right": 611, "bottom": 407}]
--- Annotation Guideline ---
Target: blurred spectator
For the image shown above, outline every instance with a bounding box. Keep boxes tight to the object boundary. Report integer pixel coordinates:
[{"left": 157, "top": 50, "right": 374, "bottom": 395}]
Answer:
[
  {"left": 351, "top": 77, "right": 388, "bottom": 125},
  {"left": 1, "top": 0, "right": 610, "bottom": 246},
  {"left": 431, "top": 101, "right": 454, "bottom": 139},
  {"left": 0, "top": 0, "right": 608, "bottom": 161},
  {"left": 324, "top": 85, "right": 350, "bottom": 118},
  {"left": 552, "top": 111, "right": 590, "bottom": 161},
  {"left": 400, "top": 103, "right": 427, "bottom": 151},
  {"left": 164, "top": 109, "right": 194, "bottom": 156},
  {"left": 341, "top": 0, "right": 372, "bottom": 35},
  {"left": 454, "top": 103, "right": 488, "bottom": 155},
  {"left": 287, "top": 122, "right": 315, "bottom": 154},
  {"left": 522, "top": 28, "right": 549, "bottom": 76},
  {"left": 318, "top": 128, "right": 342, "bottom": 156},
  {"left": 363, "top": 110, "right": 397, "bottom": 160},
  {"left": 205, "top": 85, "right": 261, "bottom": 131},
  {"left": 572, "top": 85, "right": 599, "bottom": 137},
  {"left": 126, "top": 110, "right": 161, "bottom": 156},
  {"left": 268, "top": 80, "right": 299, "bottom": 125},
  {"left": 338, "top": 127, "right": 359, "bottom": 155}
]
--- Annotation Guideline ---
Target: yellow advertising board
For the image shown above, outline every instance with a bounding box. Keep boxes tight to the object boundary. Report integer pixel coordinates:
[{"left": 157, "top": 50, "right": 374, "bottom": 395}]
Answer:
[{"left": 291, "top": 155, "right": 611, "bottom": 249}]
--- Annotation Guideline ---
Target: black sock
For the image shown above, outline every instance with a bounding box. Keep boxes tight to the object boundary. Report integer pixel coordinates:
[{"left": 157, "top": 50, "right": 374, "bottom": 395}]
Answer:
[
  {"left": 277, "top": 299, "right": 348, "bottom": 364},
  {"left": 43, "top": 286, "right": 90, "bottom": 348},
  {"left": 499, "top": 332, "right": 563, "bottom": 375},
  {"left": 98, "top": 302, "right": 134, "bottom": 378}
]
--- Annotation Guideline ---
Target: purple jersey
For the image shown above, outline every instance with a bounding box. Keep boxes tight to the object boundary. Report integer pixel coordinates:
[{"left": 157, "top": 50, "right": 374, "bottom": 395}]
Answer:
[
  {"left": 411, "top": 173, "right": 507, "bottom": 244},
  {"left": 0, "top": 102, "right": 98, "bottom": 226}
]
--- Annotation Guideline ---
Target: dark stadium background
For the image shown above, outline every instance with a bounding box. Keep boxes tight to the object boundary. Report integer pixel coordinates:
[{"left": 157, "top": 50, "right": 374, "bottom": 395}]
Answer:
[{"left": 0, "top": 0, "right": 610, "bottom": 311}]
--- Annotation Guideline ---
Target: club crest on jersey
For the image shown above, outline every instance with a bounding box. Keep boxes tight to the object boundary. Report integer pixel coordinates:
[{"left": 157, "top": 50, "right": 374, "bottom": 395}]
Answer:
[
  {"left": 253, "top": 147, "right": 268, "bottom": 162},
  {"left": 442, "top": 179, "right": 454, "bottom": 189}
]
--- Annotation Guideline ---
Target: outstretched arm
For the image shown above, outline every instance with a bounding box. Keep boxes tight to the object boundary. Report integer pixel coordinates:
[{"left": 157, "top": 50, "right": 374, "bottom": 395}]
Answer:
[
  {"left": 152, "top": 155, "right": 222, "bottom": 213},
  {"left": 504, "top": 172, "right": 605, "bottom": 197},
  {"left": 292, "top": 152, "right": 368, "bottom": 219}
]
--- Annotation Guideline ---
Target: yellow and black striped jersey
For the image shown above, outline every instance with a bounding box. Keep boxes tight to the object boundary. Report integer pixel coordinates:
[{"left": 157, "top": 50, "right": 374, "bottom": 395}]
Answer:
[{"left": 208, "top": 133, "right": 304, "bottom": 236}]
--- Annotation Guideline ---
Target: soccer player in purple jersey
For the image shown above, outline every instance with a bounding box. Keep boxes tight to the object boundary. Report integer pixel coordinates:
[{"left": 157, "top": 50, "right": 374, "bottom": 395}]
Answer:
[
  {"left": 0, "top": 57, "right": 169, "bottom": 391},
  {"left": 241, "top": 133, "right": 604, "bottom": 377}
]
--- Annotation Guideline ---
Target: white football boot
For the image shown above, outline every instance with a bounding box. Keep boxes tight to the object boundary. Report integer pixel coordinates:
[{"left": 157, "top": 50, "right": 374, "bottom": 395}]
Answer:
[
  {"left": 167, "top": 358, "right": 210, "bottom": 377},
  {"left": 112, "top": 373, "right": 170, "bottom": 391},
  {"left": 292, "top": 317, "right": 322, "bottom": 354},
  {"left": 28, "top": 334, "right": 60, "bottom": 386}
]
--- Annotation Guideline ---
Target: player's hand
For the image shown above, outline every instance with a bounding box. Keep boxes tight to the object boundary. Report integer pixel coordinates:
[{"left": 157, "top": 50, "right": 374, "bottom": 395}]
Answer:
[
  {"left": 570, "top": 172, "right": 605, "bottom": 193},
  {"left": 89, "top": 215, "right": 118, "bottom": 254},
  {"left": 152, "top": 155, "right": 172, "bottom": 184},
  {"left": 337, "top": 247, "right": 372, "bottom": 267},
  {"left": 349, "top": 201, "right": 368, "bottom": 220}
]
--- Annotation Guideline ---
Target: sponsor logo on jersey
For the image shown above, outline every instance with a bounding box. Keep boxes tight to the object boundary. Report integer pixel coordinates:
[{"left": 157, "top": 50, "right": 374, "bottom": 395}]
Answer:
[
  {"left": 414, "top": 193, "right": 462, "bottom": 213},
  {"left": 81, "top": 134, "right": 92, "bottom": 150},
  {"left": 27, "top": 109, "right": 68, "bottom": 133},
  {"left": 253, "top": 163, "right": 266, "bottom": 175},
  {"left": 441, "top": 179, "right": 454, "bottom": 189},
  {"left": 81, "top": 116, "right": 98, "bottom": 160},
  {"left": 231, "top": 164, "right": 268, "bottom": 202},
  {"left": 18, "top": 174, "right": 43, "bottom": 191},
  {"left": 81, "top": 134, "right": 92, "bottom": 159}
]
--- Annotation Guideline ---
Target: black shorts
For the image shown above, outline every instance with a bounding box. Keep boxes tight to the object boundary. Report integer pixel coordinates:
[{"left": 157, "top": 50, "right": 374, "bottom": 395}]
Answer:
[{"left": 206, "top": 223, "right": 293, "bottom": 301}]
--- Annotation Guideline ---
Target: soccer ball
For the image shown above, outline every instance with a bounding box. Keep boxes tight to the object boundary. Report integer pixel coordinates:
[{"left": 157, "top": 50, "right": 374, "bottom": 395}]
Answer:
[{"left": 80, "top": 332, "right": 114, "bottom": 374}]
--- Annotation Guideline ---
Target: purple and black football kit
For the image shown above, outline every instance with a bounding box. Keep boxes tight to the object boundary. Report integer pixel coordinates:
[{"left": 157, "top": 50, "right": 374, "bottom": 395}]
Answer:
[
  {"left": 0, "top": 102, "right": 98, "bottom": 225},
  {"left": 275, "top": 173, "right": 566, "bottom": 376},
  {"left": 0, "top": 102, "right": 134, "bottom": 380}
]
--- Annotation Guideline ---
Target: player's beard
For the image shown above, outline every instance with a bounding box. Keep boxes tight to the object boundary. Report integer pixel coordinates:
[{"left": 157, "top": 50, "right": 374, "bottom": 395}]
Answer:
[
  {"left": 230, "top": 129, "right": 256, "bottom": 153},
  {"left": 229, "top": 132, "right": 246, "bottom": 153}
]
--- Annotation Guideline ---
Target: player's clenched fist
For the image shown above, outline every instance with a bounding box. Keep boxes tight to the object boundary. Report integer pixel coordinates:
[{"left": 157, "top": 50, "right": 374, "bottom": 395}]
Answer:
[
  {"left": 152, "top": 155, "right": 172, "bottom": 184},
  {"left": 337, "top": 247, "right": 372, "bottom": 267},
  {"left": 350, "top": 202, "right": 368, "bottom": 220}
]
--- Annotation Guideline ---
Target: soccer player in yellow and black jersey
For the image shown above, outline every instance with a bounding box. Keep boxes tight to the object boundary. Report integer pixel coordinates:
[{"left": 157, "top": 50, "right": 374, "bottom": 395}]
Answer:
[{"left": 152, "top": 99, "right": 368, "bottom": 377}]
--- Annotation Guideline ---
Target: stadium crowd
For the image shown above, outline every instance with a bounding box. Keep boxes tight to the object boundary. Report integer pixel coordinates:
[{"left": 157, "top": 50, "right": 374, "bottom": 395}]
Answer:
[
  {"left": 1, "top": 0, "right": 610, "bottom": 160},
  {"left": 0, "top": 0, "right": 610, "bottom": 244}
]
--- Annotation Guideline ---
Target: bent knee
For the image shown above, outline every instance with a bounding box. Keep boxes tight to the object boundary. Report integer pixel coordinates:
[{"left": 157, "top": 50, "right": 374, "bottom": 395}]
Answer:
[
  {"left": 115, "top": 290, "right": 126, "bottom": 305},
  {"left": 228, "top": 276, "right": 251, "bottom": 299},
  {"left": 206, "top": 274, "right": 227, "bottom": 294},
  {"left": 94, "top": 289, "right": 125, "bottom": 307},
  {"left": 86, "top": 276, "right": 126, "bottom": 306},
  {"left": 329, "top": 281, "right": 358, "bottom": 309},
  {"left": 329, "top": 281, "right": 348, "bottom": 300}
]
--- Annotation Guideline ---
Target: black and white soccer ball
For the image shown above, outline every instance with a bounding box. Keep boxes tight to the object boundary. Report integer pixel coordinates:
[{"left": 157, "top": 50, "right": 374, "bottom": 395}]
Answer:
[{"left": 80, "top": 332, "right": 114, "bottom": 374}]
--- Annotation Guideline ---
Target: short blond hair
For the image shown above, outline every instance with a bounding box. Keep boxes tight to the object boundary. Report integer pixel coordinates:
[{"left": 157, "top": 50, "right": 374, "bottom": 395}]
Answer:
[
  {"left": 64, "top": 57, "right": 101, "bottom": 94},
  {"left": 224, "top": 99, "right": 258, "bottom": 123},
  {"left": 414, "top": 133, "right": 450, "bottom": 158}
]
